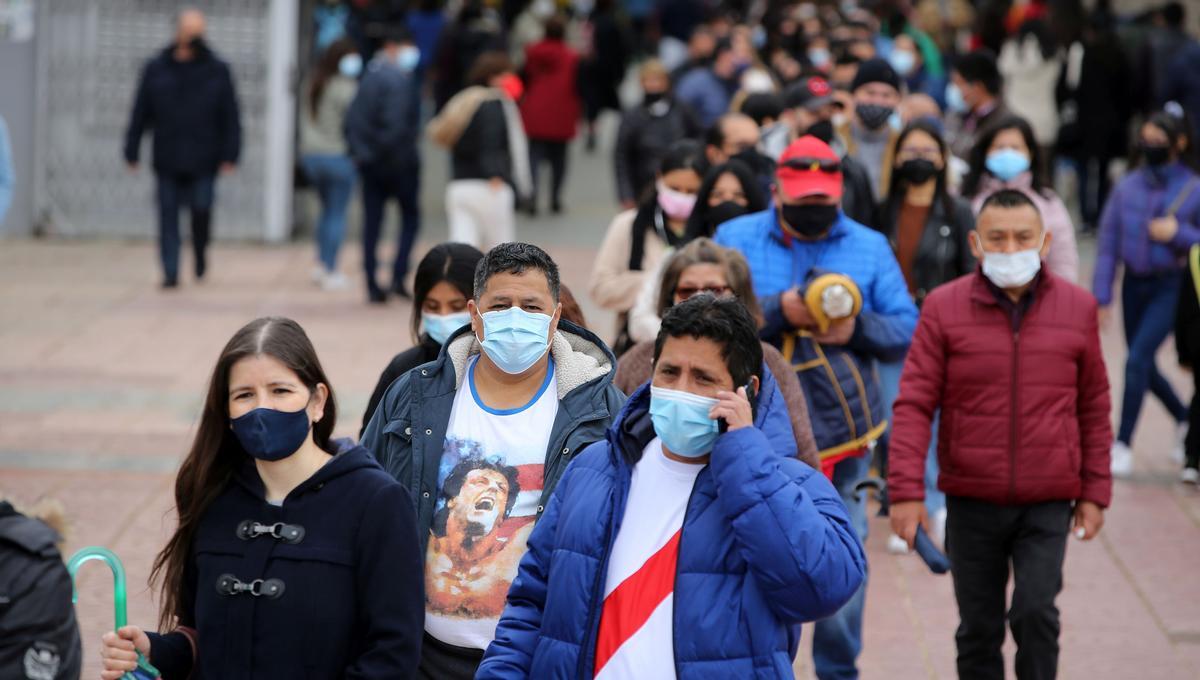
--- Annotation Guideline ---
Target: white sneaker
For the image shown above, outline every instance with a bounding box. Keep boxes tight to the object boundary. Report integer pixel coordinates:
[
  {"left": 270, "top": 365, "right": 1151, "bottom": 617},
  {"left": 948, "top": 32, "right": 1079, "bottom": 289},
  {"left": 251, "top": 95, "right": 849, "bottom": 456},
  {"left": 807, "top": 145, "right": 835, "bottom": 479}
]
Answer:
[
  {"left": 311, "top": 265, "right": 326, "bottom": 285},
  {"left": 1182, "top": 467, "right": 1200, "bottom": 485},
  {"left": 320, "top": 271, "right": 348, "bottom": 291},
  {"left": 1171, "top": 423, "right": 1188, "bottom": 464},
  {"left": 931, "top": 507, "right": 948, "bottom": 550},
  {"left": 1110, "top": 441, "right": 1134, "bottom": 478},
  {"left": 886, "top": 533, "right": 910, "bottom": 555}
]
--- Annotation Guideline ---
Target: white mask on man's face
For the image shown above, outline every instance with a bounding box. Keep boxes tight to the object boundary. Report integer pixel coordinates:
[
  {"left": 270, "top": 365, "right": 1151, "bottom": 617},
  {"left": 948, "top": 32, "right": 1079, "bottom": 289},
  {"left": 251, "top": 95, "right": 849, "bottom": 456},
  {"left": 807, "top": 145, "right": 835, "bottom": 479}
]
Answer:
[{"left": 974, "top": 232, "right": 1045, "bottom": 289}]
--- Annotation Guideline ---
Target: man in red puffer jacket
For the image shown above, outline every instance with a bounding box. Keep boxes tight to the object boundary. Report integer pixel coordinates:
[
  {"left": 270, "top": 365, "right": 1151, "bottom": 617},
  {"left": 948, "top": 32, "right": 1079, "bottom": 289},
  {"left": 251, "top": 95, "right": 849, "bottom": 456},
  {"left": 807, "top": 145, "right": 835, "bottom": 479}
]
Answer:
[
  {"left": 518, "top": 15, "right": 580, "bottom": 216},
  {"left": 888, "top": 189, "right": 1112, "bottom": 680}
]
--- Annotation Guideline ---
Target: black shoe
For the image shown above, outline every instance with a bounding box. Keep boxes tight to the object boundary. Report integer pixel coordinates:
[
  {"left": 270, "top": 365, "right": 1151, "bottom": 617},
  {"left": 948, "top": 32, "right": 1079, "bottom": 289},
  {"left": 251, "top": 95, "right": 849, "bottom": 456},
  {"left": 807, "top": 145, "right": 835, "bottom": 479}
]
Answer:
[
  {"left": 195, "top": 259, "right": 206, "bottom": 281},
  {"left": 161, "top": 278, "right": 179, "bottom": 290},
  {"left": 367, "top": 287, "right": 388, "bottom": 304},
  {"left": 551, "top": 202, "right": 563, "bottom": 215},
  {"left": 391, "top": 282, "right": 412, "bottom": 299}
]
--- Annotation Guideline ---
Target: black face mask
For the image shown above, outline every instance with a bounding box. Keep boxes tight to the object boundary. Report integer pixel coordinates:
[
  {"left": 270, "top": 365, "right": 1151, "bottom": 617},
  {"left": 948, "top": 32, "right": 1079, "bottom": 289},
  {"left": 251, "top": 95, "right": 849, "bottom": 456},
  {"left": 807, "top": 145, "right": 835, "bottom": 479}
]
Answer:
[
  {"left": 897, "top": 158, "right": 939, "bottom": 185},
  {"left": 183, "top": 36, "right": 209, "bottom": 57},
  {"left": 731, "top": 148, "right": 769, "bottom": 174},
  {"left": 803, "top": 119, "right": 835, "bottom": 144},
  {"left": 855, "top": 103, "right": 894, "bottom": 130},
  {"left": 704, "top": 201, "right": 750, "bottom": 233},
  {"left": 644, "top": 91, "right": 666, "bottom": 107},
  {"left": 780, "top": 203, "right": 839, "bottom": 238},
  {"left": 1141, "top": 143, "right": 1171, "bottom": 167}
]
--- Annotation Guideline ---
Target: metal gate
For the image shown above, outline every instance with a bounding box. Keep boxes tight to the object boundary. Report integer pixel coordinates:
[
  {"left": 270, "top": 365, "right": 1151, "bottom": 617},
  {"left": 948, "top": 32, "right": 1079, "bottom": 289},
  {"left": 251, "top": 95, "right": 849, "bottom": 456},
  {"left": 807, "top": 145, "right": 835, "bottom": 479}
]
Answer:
[{"left": 33, "top": 0, "right": 295, "bottom": 241}]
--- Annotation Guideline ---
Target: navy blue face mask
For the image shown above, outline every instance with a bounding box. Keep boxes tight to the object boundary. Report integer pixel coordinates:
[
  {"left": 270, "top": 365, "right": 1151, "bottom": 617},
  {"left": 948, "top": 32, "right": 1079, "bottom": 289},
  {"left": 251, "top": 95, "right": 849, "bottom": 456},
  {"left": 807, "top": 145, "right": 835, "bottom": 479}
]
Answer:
[{"left": 231, "top": 407, "right": 311, "bottom": 461}]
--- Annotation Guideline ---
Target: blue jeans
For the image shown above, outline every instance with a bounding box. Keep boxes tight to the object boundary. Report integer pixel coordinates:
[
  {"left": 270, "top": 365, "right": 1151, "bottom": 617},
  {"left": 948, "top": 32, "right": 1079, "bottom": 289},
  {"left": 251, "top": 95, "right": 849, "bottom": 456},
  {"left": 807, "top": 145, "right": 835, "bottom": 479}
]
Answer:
[
  {"left": 361, "top": 164, "right": 420, "bottom": 295},
  {"left": 155, "top": 173, "right": 215, "bottom": 283},
  {"left": 302, "top": 154, "right": 356, "bottom": 272},
  {"left": 813, "top": 454, "right": 868, "bottom": 680},
  {"left": 1118, "top": 270, "right": 1188, "bottom": 443},
  {"left": 878, "top": 358, "right": 944, "bottom": 515}
]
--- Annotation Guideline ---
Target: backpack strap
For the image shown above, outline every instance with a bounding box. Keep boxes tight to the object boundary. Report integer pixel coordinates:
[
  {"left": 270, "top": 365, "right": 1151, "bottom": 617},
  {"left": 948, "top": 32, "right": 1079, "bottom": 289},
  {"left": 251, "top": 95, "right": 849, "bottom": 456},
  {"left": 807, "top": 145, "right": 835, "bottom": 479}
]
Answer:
[{"left": 1167, "top": 178, "right": 1200, "bottom": 217}]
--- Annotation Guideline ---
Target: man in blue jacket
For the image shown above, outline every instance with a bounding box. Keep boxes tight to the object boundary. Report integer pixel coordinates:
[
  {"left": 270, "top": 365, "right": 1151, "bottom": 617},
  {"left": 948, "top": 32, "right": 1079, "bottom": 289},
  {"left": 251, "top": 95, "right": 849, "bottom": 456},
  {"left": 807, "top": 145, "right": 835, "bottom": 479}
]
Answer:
[
  {"left": 345, "top": 26, "right": 423, "bottom": 303},
  {"left": 715, "top": 135, "right": 917, "bottom": 680},
  {"left": 362, "top": 242, "right": 625, "bottom": 679},
  {"left": 477, "top": 294, "right": 865, "bottom": 679},
  {"left": 124, "top": 8, "right": 240, "bottom": 289}
]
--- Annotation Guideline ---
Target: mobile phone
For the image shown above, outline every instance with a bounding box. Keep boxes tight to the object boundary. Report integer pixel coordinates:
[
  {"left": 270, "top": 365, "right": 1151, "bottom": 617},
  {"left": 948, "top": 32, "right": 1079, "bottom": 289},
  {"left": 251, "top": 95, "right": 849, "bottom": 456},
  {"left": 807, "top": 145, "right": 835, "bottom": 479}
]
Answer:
[{"left": 718, "top": 381, "right": 759, "bottom": 433}]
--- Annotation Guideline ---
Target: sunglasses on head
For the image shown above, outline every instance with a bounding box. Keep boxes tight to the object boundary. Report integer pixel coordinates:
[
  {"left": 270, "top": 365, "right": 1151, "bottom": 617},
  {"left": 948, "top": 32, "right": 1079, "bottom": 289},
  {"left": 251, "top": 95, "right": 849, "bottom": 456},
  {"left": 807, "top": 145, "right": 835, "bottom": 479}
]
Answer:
[{"left": 781, "top": 157, "right": 842, "bottom": 173}]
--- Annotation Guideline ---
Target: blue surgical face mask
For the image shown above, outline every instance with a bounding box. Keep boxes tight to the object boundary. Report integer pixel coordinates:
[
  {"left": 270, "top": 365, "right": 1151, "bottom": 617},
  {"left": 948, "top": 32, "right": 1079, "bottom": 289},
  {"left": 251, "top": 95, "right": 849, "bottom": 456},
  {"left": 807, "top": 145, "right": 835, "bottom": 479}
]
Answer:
[
  {"left": 649, "top": 386, "right": 721, "bottom": 458},
  {"left": 423, "top": 311, "right": 471, "bottom": 345},
  {"left": 945, "top": 82, "right": 967, "bottom": 113},
  {"left": 338, "top": 53, "right": 362, "bottom": 78},
  {"left": 985, "top": 148, "right": 1031, "bottom": 182},
  {"left": 808, "top": 47, "right": 831, "bottom": 69},
  {"left": 395, "top": 45, "right": 420, "bottom": 72},
  {"left": 231, "top": 407, "right": 311, "bottom": 462},
  {"left": 888, "top": 49, "right": 917, "bottom": 76},
  {"left": 479, "top": 306, "right": 553, "bottom": 375}
]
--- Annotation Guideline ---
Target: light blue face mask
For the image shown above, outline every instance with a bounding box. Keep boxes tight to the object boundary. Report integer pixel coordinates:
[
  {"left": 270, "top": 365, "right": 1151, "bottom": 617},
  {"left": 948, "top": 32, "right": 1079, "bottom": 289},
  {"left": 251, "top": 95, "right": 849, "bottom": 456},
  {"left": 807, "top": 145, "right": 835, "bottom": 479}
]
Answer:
[
  {"left": 985, "top": 148, "right": 1031, "bottom": 182},
  {"left": 945, "top": 82, "right": 967, "bottom": 113},
  {"left": 423, "top": 311, "right": 471, "bottom": 345},
  {"left": 649, "top": 386, "right": 721, "bottom": 458},
  {"left": 888, "top": 49, "right": 917, "bottom": 76},
  {"left": 339, "top": 53, "right": 363, "bottom": 78},
  {"left": 479, "top": 306, "right": 553, "bottom": 375},
  {"left": 808, "top": 48, "right": 831, "bottom": 69},
  {"left": 396, "top": 45, "right": 420, "bottom": 72}
]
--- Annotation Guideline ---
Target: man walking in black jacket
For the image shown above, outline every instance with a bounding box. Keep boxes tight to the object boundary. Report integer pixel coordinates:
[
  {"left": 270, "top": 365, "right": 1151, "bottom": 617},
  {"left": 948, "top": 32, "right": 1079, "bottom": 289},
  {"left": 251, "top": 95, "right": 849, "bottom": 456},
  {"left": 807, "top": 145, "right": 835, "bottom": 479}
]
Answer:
[{"left": 124, "top": 8, "right": 241, "bottom": 289}]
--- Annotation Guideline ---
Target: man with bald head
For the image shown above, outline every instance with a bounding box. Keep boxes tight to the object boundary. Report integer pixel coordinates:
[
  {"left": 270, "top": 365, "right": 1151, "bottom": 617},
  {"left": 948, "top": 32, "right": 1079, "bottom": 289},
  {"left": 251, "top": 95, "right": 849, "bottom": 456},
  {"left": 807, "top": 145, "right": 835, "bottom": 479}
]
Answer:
[{"left": 125, "top": 7, "right": 241, "bottom": 289}]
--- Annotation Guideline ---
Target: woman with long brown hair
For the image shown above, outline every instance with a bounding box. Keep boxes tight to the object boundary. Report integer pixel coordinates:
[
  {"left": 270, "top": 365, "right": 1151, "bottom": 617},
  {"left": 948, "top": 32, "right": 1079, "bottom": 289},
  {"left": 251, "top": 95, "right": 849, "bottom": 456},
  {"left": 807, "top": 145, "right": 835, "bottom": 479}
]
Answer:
[{"left": 99, "top": 317, "right": 422, "bottom": 679}]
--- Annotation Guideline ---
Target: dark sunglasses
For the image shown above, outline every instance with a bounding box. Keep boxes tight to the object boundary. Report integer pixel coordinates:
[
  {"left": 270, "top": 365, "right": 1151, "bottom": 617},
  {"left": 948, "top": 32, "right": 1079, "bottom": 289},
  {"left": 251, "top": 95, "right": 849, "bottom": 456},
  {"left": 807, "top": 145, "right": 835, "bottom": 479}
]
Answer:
[
  {"left": 781, "top": 157, "right": 842, "bottom": 173},
  {"left": 676, "top": 285, "right": 732, "bottom": 299}
]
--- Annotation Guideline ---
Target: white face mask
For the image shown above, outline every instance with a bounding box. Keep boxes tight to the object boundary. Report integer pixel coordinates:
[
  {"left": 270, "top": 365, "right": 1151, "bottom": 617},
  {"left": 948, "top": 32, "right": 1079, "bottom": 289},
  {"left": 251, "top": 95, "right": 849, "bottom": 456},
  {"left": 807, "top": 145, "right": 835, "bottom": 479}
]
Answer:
[{"left": 975, "top": 232, "right": 1045, "bottom": 289}]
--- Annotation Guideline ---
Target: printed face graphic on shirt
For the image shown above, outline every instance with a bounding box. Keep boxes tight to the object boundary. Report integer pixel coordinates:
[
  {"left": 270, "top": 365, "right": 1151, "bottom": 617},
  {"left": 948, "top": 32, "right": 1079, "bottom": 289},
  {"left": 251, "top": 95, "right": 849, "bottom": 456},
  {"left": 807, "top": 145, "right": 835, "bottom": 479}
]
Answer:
[{"left": 446, "top": 467, "right": 514, "bottom": 541}]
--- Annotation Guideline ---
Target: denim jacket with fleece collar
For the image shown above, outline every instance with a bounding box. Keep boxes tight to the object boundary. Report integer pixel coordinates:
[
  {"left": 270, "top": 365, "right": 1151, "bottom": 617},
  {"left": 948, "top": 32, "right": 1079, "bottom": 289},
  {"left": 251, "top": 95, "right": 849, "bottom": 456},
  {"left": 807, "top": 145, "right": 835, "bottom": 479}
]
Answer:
[{"left": 360, "top": 319, "right": 627, "bottom": 554}]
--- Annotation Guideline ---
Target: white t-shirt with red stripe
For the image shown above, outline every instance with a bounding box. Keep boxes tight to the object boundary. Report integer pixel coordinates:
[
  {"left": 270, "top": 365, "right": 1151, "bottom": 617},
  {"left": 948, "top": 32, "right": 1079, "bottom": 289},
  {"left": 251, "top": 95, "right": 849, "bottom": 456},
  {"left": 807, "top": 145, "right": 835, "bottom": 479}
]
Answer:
[
  {"left": 594, "top": 437, "right": 704, "bottom": 679},
  {"left": 424, "top": 355, "right": 558, "bottom": 650}
]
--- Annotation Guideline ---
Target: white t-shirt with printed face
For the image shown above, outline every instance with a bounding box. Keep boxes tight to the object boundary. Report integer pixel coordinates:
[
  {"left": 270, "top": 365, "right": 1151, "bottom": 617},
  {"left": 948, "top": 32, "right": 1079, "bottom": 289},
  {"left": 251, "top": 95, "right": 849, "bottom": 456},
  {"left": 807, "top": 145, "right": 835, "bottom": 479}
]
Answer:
[
  {"left": 424, "top": 355, "right": 559, "bottom": 650},
  {"left": 594, "top": 437, "right": 704, "bottom": 679}
]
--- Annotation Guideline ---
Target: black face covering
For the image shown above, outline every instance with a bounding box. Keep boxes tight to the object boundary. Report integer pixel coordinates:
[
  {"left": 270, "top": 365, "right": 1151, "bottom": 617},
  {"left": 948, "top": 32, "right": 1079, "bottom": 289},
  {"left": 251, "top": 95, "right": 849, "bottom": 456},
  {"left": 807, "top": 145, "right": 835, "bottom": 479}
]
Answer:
[
  {"left": 780, "top": 203, "right": 839, "bottom": 237},
  {"left": 704, "top": 201, "right": 749, "bottom": 233},
  {"left": 803, "top": 119, "right": 836, "bottom": 144},
  {"left": 184, "top": 36, "right": 210, "bottom": 57},
  {"left": 731, "top": 148, "right": 769, "bottom": 175},
  {"left": 897, "top": 158, "right": 939, "bottom": 185},
  {"left": 1140, "top": 144, "right": 1171, "bottom": 167},
  {"left": 644, "top": 91, "right": 666, "bottom": 107},
  {"left": 855, "top": 103, "right": 894, "bottom": 130}
]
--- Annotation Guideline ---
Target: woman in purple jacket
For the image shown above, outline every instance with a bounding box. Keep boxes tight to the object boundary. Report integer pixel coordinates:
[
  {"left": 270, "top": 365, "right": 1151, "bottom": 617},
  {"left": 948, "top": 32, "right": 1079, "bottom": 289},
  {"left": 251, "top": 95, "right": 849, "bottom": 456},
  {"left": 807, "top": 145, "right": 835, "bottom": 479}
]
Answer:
[{"left": 1095, "top": 109, "right": 1200, "bottom": 477}]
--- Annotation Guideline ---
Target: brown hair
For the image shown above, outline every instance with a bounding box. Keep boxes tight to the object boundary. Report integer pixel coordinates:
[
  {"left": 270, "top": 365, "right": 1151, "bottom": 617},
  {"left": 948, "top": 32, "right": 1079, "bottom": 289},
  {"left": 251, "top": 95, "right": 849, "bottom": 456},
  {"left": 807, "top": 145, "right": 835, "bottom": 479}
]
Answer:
[
  {"left": 558, "top": 284, "right": 589, "bottom": 329},
  {"left": 309, "top": 39, "right": 359, "bottom": 119},
  {"left": 467, "top": 51, "right": 513, "bottom": 87},
  {"left": 655, "top": 238, "right": 762, "bottom": 326},
  {"left": 150, "top": 317, "right": 337, "bottom": 630}
]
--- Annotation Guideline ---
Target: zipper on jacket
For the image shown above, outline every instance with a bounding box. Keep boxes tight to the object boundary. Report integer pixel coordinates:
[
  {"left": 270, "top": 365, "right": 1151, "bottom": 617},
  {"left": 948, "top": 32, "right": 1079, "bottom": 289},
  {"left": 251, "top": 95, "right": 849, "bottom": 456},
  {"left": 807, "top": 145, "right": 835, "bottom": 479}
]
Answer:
[
  {"left": 670, "top": 467, "right": 706, "bottom": 679},
  {"left": 1009, "top": 330, "right": 1020, "bottom": 503}
]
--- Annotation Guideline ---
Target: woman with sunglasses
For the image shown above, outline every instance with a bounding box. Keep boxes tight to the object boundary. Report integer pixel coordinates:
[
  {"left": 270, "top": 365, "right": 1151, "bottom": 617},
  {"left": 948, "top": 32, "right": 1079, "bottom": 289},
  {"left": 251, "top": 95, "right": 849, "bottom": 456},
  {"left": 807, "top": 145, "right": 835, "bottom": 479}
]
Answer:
[
  {"left": 589, "top": 139, "right": 706, "bottom": 355},
  {"left": 613, "top": 237, "right": 819, "bottom": 468},
  {"left": 624, "top": 159, "right": 769, "bottom": 345},
  {"left": 876, "top": 119, "right": 977, "bottom": 553}
]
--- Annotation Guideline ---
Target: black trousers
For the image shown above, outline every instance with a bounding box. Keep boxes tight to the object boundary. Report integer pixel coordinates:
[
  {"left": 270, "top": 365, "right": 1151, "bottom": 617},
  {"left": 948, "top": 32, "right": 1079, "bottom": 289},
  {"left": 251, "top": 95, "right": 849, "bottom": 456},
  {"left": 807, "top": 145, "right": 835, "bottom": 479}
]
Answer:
[
  {"left": 1187, "top": 365, "right": 1200, "bottom": 469},
  {"left": 946, "top": 496, "right": 1072, "bottom": 680},
  {"left": 361, "top": 164, "right": 420, "bottom": 295},
  {"left": 529, "top": 139, "right": 568, "bottom": 209},
  {"left": 417, "top": 633, "right": 484, "bottom": 680}
]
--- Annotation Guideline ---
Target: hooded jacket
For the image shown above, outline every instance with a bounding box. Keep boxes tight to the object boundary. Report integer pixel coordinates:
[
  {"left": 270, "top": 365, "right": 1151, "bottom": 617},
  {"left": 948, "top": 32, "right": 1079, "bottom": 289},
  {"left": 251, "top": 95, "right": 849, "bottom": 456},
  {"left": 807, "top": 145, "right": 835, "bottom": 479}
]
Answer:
[
  {"left": 475, "top": 384, "right": 866, "bottom": 679},
  {"left": 145, "top": 444, "right": 423, "bottom": 680},
  {"left": 361, "top": 319, "right": 627, "bottom": 554},
  {"left": 614, "top": 98, "right": 703, "bottom": 204}
]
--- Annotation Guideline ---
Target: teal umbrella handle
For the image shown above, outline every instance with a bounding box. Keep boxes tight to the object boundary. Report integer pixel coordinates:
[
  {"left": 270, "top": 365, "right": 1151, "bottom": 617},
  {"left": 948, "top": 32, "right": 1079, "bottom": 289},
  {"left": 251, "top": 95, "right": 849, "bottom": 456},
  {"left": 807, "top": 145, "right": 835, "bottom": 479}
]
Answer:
[{"left": 67, "top": 547, "right": 162, "bottom": 680}]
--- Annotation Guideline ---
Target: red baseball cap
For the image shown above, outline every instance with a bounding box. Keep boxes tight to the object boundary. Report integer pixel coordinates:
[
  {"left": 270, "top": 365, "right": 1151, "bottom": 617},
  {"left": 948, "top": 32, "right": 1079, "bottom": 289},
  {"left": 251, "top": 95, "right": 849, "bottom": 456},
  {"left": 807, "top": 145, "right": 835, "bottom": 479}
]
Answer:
[{"left": 776, "top": 136, "right": 844, "bottom": 201}]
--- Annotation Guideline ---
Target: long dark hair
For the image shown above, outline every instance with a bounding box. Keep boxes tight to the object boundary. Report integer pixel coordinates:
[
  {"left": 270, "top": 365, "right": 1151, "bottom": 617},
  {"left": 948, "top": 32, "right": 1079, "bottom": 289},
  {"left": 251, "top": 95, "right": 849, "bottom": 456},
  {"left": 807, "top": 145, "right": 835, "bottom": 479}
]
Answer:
[
  {"left": 1135, "top": 109, "right": 1198, "bottom": 171},
  {"left": 629, "top": 139, "right": 707, "bottom": 271},
  {"left": 683, "top": 160, "right": 768, "bottom": 240},
  {"left": 411, "top": 243, "right": 485, "bottom": 342},
  {"left": 886, "top": 119, "right": 955, "bottom": 220},
  {"left": 151, "top": 317, "right": 337, "bottom": 630},
  {"left": 309, "top": 39, "right": 359, "bottom": 119},
  {"left": 962, "top": 114, "right": 1049, "bottom": 198}
]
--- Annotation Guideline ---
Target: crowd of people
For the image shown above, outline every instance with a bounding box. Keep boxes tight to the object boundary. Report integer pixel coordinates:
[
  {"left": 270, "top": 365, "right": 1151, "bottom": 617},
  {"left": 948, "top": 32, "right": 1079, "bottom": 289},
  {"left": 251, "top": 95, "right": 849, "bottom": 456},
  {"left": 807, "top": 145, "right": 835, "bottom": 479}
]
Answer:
[{"left": 2, "top": 1, "right": 1198, "bottom": 679}]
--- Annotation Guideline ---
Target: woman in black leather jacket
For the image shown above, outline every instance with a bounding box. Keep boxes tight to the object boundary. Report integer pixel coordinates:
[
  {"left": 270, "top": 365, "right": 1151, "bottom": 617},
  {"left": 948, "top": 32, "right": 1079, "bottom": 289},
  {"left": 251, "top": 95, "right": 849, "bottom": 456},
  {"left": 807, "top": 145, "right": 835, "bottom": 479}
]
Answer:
[{"left": 879, "top": 118, "right": 976, "bottom": 307}]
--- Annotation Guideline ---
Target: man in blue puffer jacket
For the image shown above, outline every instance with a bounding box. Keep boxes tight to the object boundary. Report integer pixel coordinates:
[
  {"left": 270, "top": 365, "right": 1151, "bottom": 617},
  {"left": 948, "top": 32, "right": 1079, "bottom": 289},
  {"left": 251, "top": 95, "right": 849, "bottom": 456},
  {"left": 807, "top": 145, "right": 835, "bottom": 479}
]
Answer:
[{"left": 477, "top": 295, "right": 866, "bottom": 680}]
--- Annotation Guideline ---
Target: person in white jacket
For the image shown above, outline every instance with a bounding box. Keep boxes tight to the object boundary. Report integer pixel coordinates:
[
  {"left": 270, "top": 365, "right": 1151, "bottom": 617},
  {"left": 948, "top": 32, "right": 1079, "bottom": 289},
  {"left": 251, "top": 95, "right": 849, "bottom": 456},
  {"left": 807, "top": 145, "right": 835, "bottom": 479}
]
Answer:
[{"left": 998, "top": 20, "right": 1062, "bottom": 178}]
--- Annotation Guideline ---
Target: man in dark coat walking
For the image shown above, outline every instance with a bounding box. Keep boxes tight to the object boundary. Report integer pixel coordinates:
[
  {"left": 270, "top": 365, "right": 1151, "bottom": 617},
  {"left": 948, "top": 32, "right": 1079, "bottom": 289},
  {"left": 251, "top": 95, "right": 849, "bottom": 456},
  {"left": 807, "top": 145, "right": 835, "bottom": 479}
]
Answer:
[{"left": 124, "top": 8, "right": 241, "bottom": 289}]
